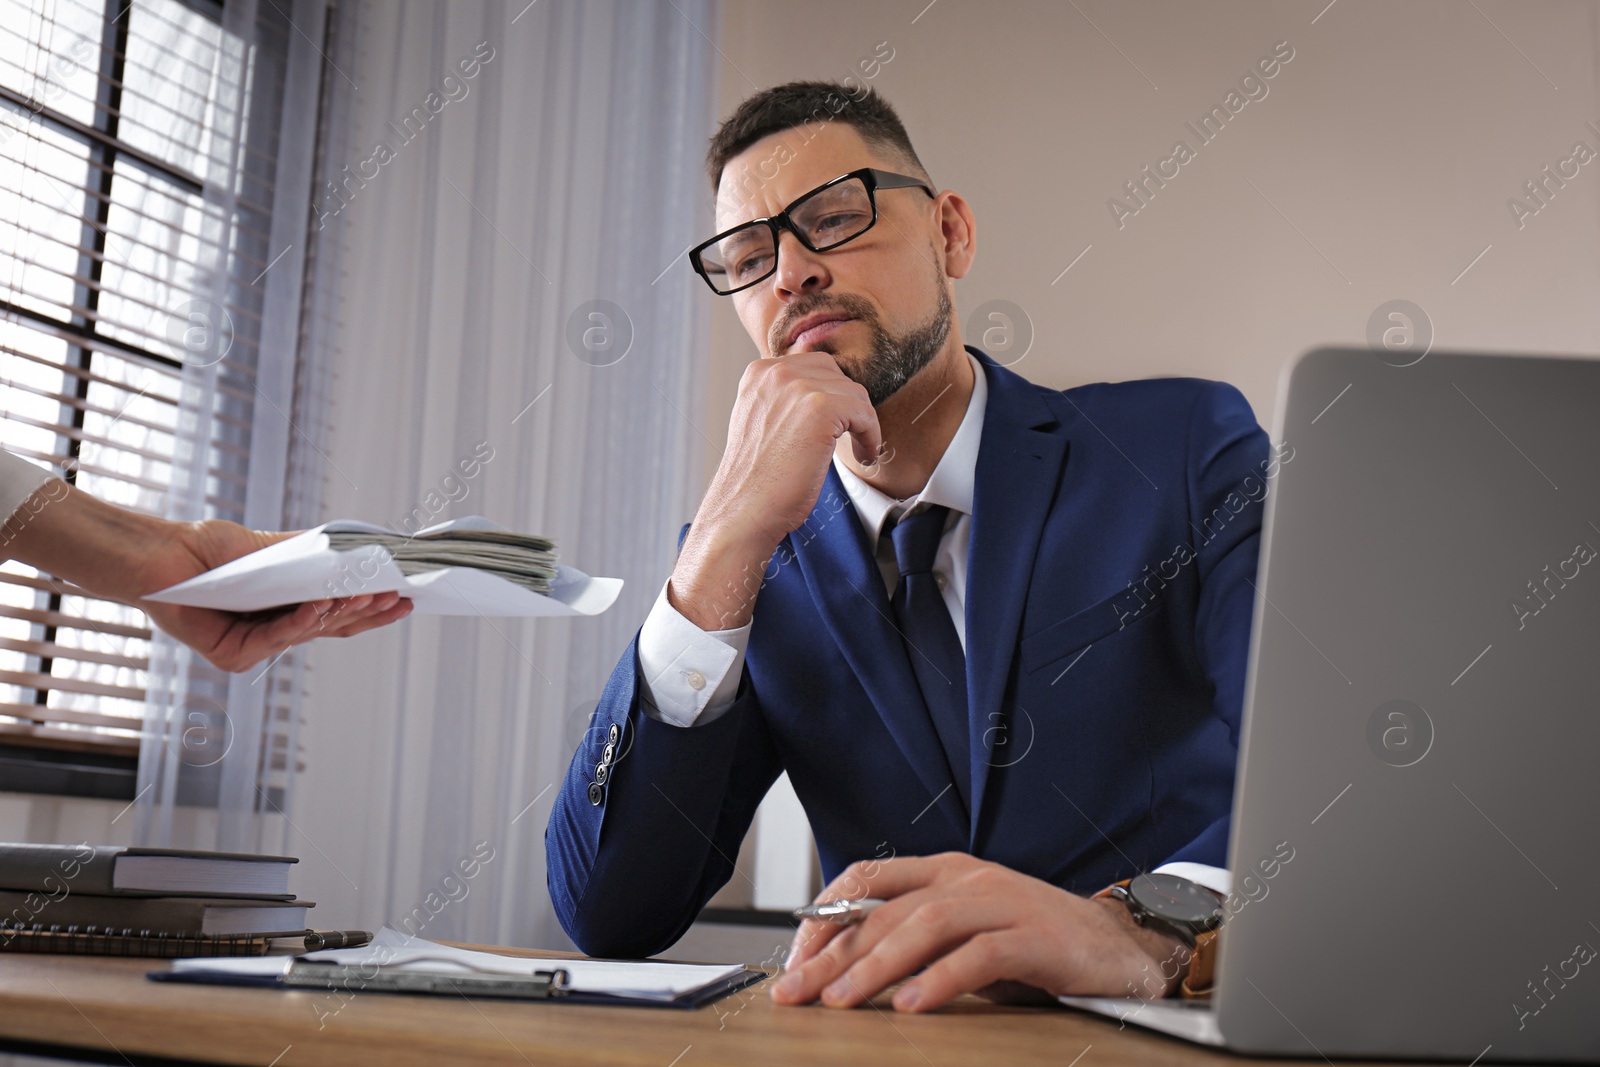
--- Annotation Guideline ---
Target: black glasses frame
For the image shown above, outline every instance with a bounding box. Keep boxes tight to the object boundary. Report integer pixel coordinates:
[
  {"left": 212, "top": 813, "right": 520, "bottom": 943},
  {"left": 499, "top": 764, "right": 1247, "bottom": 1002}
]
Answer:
[{"left": 689, "top": 168, "right": 936, "bottom": 295}]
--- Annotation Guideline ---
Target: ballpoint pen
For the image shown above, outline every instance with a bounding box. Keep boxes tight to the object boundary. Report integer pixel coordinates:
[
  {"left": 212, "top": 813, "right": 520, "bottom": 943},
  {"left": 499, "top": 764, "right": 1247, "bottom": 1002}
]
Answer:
[
  {"left": 303, "top": 929, "right": 375, "bottom": 950},
  {"left": 791, "top": 898, "right": 885, "bottom": 925}
]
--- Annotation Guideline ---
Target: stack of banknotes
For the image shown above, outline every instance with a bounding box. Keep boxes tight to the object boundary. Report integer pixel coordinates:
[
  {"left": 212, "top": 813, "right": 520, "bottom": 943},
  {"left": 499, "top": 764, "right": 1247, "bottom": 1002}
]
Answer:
[{"left": 326, "top": 529, "right": 557, "bottom": 595}]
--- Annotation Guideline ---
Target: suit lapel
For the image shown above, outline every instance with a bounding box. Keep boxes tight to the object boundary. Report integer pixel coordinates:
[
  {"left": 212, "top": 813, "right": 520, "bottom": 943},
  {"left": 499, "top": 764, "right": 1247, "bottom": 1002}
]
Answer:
[
  {"left": 790, "top": 465, "right": 967, "bottom": 841},
  {"left": 964, "top": 352, "right": 1070, "bottom": 846}
]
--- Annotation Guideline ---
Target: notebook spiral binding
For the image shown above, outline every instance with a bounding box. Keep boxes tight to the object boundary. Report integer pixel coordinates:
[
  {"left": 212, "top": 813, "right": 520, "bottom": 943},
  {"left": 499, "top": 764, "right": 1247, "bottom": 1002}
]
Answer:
[{"left": 0, "top": 919, "right": 274, "bottom": 957}]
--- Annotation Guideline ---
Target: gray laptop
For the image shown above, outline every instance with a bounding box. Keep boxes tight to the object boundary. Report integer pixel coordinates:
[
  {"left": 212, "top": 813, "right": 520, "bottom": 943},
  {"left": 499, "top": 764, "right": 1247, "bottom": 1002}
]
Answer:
[{"left": 1061, "top": 347, "right": 1600, "bottom": 1063}]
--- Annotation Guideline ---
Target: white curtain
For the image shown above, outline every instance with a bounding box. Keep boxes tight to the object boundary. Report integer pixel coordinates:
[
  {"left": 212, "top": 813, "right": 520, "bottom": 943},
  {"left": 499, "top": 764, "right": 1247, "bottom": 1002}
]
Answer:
[
  {"left": 292, "top": 0, "right": 717, "bottom": 950},
  {"left": 136, "top": 0, "right": 331, "bottom": 853}
]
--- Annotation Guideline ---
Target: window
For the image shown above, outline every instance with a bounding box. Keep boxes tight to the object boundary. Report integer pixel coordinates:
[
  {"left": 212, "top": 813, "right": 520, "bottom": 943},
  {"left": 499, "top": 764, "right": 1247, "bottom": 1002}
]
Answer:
[{"left": 0, "top": 0, "right": 320, "bottom": 787}]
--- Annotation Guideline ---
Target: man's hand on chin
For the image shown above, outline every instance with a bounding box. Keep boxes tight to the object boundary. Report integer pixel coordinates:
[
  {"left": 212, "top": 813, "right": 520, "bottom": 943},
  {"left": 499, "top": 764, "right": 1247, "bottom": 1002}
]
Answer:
[
  {"left": 770, "top": 853, "right": 1189, "bottom": 1013},
  {"left": 668, "top": 350, "right": 881, "bottom": 633}
]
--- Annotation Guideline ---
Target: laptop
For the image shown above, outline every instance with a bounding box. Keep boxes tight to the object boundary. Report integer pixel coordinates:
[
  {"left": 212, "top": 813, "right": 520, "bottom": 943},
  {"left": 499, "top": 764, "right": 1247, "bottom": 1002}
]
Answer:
[{"left": 1061, "top": 347, "right": 1600, "bottom": 1063}]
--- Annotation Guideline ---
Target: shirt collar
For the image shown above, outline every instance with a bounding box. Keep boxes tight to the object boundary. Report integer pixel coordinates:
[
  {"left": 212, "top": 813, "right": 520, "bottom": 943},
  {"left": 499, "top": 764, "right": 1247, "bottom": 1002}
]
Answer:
[{"left": 834, "top": 348, "right": 987, "bottom": 542}]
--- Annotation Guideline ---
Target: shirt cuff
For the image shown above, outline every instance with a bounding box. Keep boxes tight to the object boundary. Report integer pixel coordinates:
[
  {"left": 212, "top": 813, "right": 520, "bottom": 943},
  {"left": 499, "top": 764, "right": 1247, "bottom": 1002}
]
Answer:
[
  {"left": 1151, "top": 861, "right": 1232, "bottom": 899},
  {"left": 0, "top": 450, "right": 57, "bottom": 528},
  {"left": 635, "top": 578, "right": 751, "bottom": 728}
]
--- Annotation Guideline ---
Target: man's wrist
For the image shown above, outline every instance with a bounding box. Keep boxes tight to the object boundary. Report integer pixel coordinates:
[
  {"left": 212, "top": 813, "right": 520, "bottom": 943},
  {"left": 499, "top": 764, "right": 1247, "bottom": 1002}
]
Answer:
[
  {"left": 1093, "top": 894, "right": 1191, "bottom": 998},
  {"left": 670, "top": 523, "right": 778, "bottom": 632}
]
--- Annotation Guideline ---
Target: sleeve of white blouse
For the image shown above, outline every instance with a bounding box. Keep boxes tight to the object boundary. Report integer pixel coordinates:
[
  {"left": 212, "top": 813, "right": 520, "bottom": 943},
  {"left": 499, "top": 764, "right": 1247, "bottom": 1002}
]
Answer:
[{"left": 0, "top": 450, "right": 57, "bottom": 532}]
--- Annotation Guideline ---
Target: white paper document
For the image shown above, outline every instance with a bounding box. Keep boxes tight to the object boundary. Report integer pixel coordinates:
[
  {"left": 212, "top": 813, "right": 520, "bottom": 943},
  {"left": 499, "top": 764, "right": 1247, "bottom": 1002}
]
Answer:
[
  {"left": 145, "top": 517, "right": 622, "bottom": 618},
  {"left": 168, "top": 927, "right": 746, "bottom": 1001}
]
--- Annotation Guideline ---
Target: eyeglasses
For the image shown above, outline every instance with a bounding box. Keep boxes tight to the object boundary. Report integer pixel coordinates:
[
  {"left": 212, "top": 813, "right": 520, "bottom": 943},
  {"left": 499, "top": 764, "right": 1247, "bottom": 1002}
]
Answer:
[{"left": 689, "top": 168, "right": 936, "bottom": 295}]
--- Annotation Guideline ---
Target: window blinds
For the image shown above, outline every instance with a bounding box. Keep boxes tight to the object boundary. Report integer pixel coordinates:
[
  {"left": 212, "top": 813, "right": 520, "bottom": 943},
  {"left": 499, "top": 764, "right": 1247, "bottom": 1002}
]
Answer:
[{"left": 0, "top": 0, "right": 308, "bottom": 760}]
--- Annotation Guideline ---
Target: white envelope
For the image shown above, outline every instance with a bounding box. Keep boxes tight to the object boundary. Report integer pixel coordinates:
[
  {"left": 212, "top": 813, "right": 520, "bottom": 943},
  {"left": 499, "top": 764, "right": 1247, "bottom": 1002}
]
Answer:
[{"left": 144, "top": 516, "right": 622, "bottom": 617}]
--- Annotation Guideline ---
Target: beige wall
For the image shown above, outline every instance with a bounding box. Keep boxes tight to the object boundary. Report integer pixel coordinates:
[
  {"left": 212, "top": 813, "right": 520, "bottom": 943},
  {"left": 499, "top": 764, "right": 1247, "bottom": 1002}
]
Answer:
[{"left": 704, "top": 0, "right": 1600, "bottom": 460}]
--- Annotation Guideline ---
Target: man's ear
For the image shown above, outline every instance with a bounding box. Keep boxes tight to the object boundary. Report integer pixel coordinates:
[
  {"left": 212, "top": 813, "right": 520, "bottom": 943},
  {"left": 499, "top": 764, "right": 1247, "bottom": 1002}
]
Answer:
[{"left": 935, "top": 191, "right": 977, "bottom": 280}]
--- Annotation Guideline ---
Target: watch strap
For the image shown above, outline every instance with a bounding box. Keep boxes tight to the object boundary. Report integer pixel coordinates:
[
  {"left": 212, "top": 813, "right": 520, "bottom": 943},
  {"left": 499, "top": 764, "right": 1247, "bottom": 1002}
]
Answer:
[{"left": 1181, "top": 928, "right": 1218, "bottom": 999}]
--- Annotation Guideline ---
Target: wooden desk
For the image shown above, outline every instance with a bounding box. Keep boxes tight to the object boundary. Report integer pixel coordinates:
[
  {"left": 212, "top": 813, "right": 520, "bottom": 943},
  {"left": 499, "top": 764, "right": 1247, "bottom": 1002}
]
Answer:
[{"left": 0, "top": 945, "right": 1416, "bottom": 1066}]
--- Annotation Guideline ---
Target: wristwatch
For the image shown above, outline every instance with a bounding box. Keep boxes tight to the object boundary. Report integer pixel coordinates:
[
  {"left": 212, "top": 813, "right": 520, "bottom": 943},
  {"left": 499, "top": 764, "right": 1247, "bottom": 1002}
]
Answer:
[
  {"left": 1095, "top": 872, "right": 1224, "bottom": 999},
  {"left": 1101, "top": 872, "right": 1223, "bottom": 948}
]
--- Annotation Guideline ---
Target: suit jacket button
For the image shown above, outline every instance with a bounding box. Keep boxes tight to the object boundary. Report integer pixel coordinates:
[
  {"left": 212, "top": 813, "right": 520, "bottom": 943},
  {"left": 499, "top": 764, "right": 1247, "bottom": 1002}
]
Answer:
[
  {"left": 587, "top": 782, "right": 604, "bottom": 806},
  {"left": 601, "top": 741, "right": 616, "bottom": 764},
  {"left": 607, "top": 723, "right": 621, "bottom": 744},
  {"left": 594, "top": 762, "right": 609, "bottom": 786}
]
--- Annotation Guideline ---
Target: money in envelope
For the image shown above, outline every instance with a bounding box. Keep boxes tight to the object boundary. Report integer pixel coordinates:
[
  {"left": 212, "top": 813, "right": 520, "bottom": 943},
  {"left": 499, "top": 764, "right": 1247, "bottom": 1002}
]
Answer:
[{"left": 145, "top": 516, "right": 621, "bottom": 617}]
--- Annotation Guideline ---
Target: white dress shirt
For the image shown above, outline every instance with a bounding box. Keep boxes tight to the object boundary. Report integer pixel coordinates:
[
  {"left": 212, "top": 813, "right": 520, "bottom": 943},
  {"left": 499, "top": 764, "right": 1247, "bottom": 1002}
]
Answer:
[{"left": 634, "top": 351, "right": 1231, "bottom": 897}]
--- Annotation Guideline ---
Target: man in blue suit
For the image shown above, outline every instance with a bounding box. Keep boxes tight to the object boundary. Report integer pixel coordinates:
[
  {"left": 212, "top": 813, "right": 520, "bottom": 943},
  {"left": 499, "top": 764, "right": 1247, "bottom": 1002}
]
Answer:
[{"left": 548, "top": 81, "right": 1277, "bottom": 1012}]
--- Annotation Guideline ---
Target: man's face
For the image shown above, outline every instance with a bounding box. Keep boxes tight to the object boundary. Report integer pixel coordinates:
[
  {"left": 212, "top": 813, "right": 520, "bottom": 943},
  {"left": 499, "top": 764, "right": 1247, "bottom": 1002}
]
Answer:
[{"left": 714, "top": 123, "right": 953, "bottom": 406}]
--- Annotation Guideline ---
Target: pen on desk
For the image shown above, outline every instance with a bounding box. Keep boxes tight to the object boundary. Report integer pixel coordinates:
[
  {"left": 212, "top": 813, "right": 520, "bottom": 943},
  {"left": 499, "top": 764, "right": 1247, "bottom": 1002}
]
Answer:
[
  {"left": 304, "top": 929, "right": 374, "bottom": 950},
  {"left": 791, "top": 898, "right": 885, "bottom": 925}
]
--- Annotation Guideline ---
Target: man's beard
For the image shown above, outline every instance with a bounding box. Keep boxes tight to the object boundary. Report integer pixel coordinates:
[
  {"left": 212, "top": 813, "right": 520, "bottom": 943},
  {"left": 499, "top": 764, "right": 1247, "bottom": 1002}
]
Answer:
[{"left": 782, "top": 274, "right": 954, "bottom": 407}]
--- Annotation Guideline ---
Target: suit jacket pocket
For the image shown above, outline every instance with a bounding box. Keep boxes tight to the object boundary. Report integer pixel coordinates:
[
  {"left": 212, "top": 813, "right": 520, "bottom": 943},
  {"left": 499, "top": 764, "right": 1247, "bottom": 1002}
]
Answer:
[{"left": 1021, "top": 588, "right": 1163, "bottom": 677}]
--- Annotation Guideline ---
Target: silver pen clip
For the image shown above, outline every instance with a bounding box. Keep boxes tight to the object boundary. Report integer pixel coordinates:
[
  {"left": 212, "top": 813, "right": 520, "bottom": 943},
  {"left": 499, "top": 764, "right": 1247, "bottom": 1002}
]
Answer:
[{"left": 791, "top": 897, "right": 885, "bottom": 924}]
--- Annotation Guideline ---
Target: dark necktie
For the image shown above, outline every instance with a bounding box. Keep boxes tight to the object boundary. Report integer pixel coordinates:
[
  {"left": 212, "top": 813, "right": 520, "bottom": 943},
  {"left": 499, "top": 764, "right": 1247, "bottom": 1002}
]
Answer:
[{"left": 887, "top": 504, "right": 970, "bottom": 816}]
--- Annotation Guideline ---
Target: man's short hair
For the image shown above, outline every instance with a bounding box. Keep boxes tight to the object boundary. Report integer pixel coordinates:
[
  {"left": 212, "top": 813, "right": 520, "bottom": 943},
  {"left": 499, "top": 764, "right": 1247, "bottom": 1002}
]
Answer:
[{"left": 705, "top": 80, "right": 931, "bottom": 194}]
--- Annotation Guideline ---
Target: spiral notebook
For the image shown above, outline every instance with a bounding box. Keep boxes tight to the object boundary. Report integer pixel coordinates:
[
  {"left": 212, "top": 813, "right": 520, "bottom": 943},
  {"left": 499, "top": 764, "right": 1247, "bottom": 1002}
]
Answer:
[{"left": 0, "top": 921, "right": 278, "bottom": 958}]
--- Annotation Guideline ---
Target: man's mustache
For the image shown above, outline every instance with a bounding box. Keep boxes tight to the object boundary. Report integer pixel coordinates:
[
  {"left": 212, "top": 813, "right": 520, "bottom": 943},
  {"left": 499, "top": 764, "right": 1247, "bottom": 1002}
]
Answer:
[{"left": 772, "top": 297, "right": 876, "bottom": 353}]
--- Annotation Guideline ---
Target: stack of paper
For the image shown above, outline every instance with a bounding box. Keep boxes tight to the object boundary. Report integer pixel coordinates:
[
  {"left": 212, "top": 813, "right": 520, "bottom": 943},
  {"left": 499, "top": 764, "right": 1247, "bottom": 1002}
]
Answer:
[{"left": 304, "top": 929, "right": 748, "bottom": 1002}]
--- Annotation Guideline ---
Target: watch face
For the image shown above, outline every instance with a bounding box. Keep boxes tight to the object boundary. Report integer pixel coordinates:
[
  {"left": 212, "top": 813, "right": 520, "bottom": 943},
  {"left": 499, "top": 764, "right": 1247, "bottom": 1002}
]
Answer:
[{"left": 1129, "top": 873, "right": 1222, "bottom": 925}]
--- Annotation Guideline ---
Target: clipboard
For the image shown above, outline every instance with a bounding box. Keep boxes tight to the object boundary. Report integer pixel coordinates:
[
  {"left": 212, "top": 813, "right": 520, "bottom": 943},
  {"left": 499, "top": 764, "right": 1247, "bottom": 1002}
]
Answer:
[
  {"left": 283, "top": 960, "right": 570, "bottom": 1000},
  {"left": 150, "top": 955, "right": 769, "bottom": 1009}
]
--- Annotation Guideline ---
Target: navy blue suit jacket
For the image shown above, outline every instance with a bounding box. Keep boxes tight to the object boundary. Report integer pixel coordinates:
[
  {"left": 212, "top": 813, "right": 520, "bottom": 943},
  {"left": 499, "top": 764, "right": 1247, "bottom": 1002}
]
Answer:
[{"left": 548, "top": 349, "right": 1270, "bottom": 957}]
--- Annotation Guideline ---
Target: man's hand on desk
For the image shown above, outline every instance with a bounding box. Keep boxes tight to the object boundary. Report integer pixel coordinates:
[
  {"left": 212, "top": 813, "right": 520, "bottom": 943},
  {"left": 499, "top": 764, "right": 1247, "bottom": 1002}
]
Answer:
[{"left": 771, "top": 853, "right": 1187, "bottom": 1013}]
